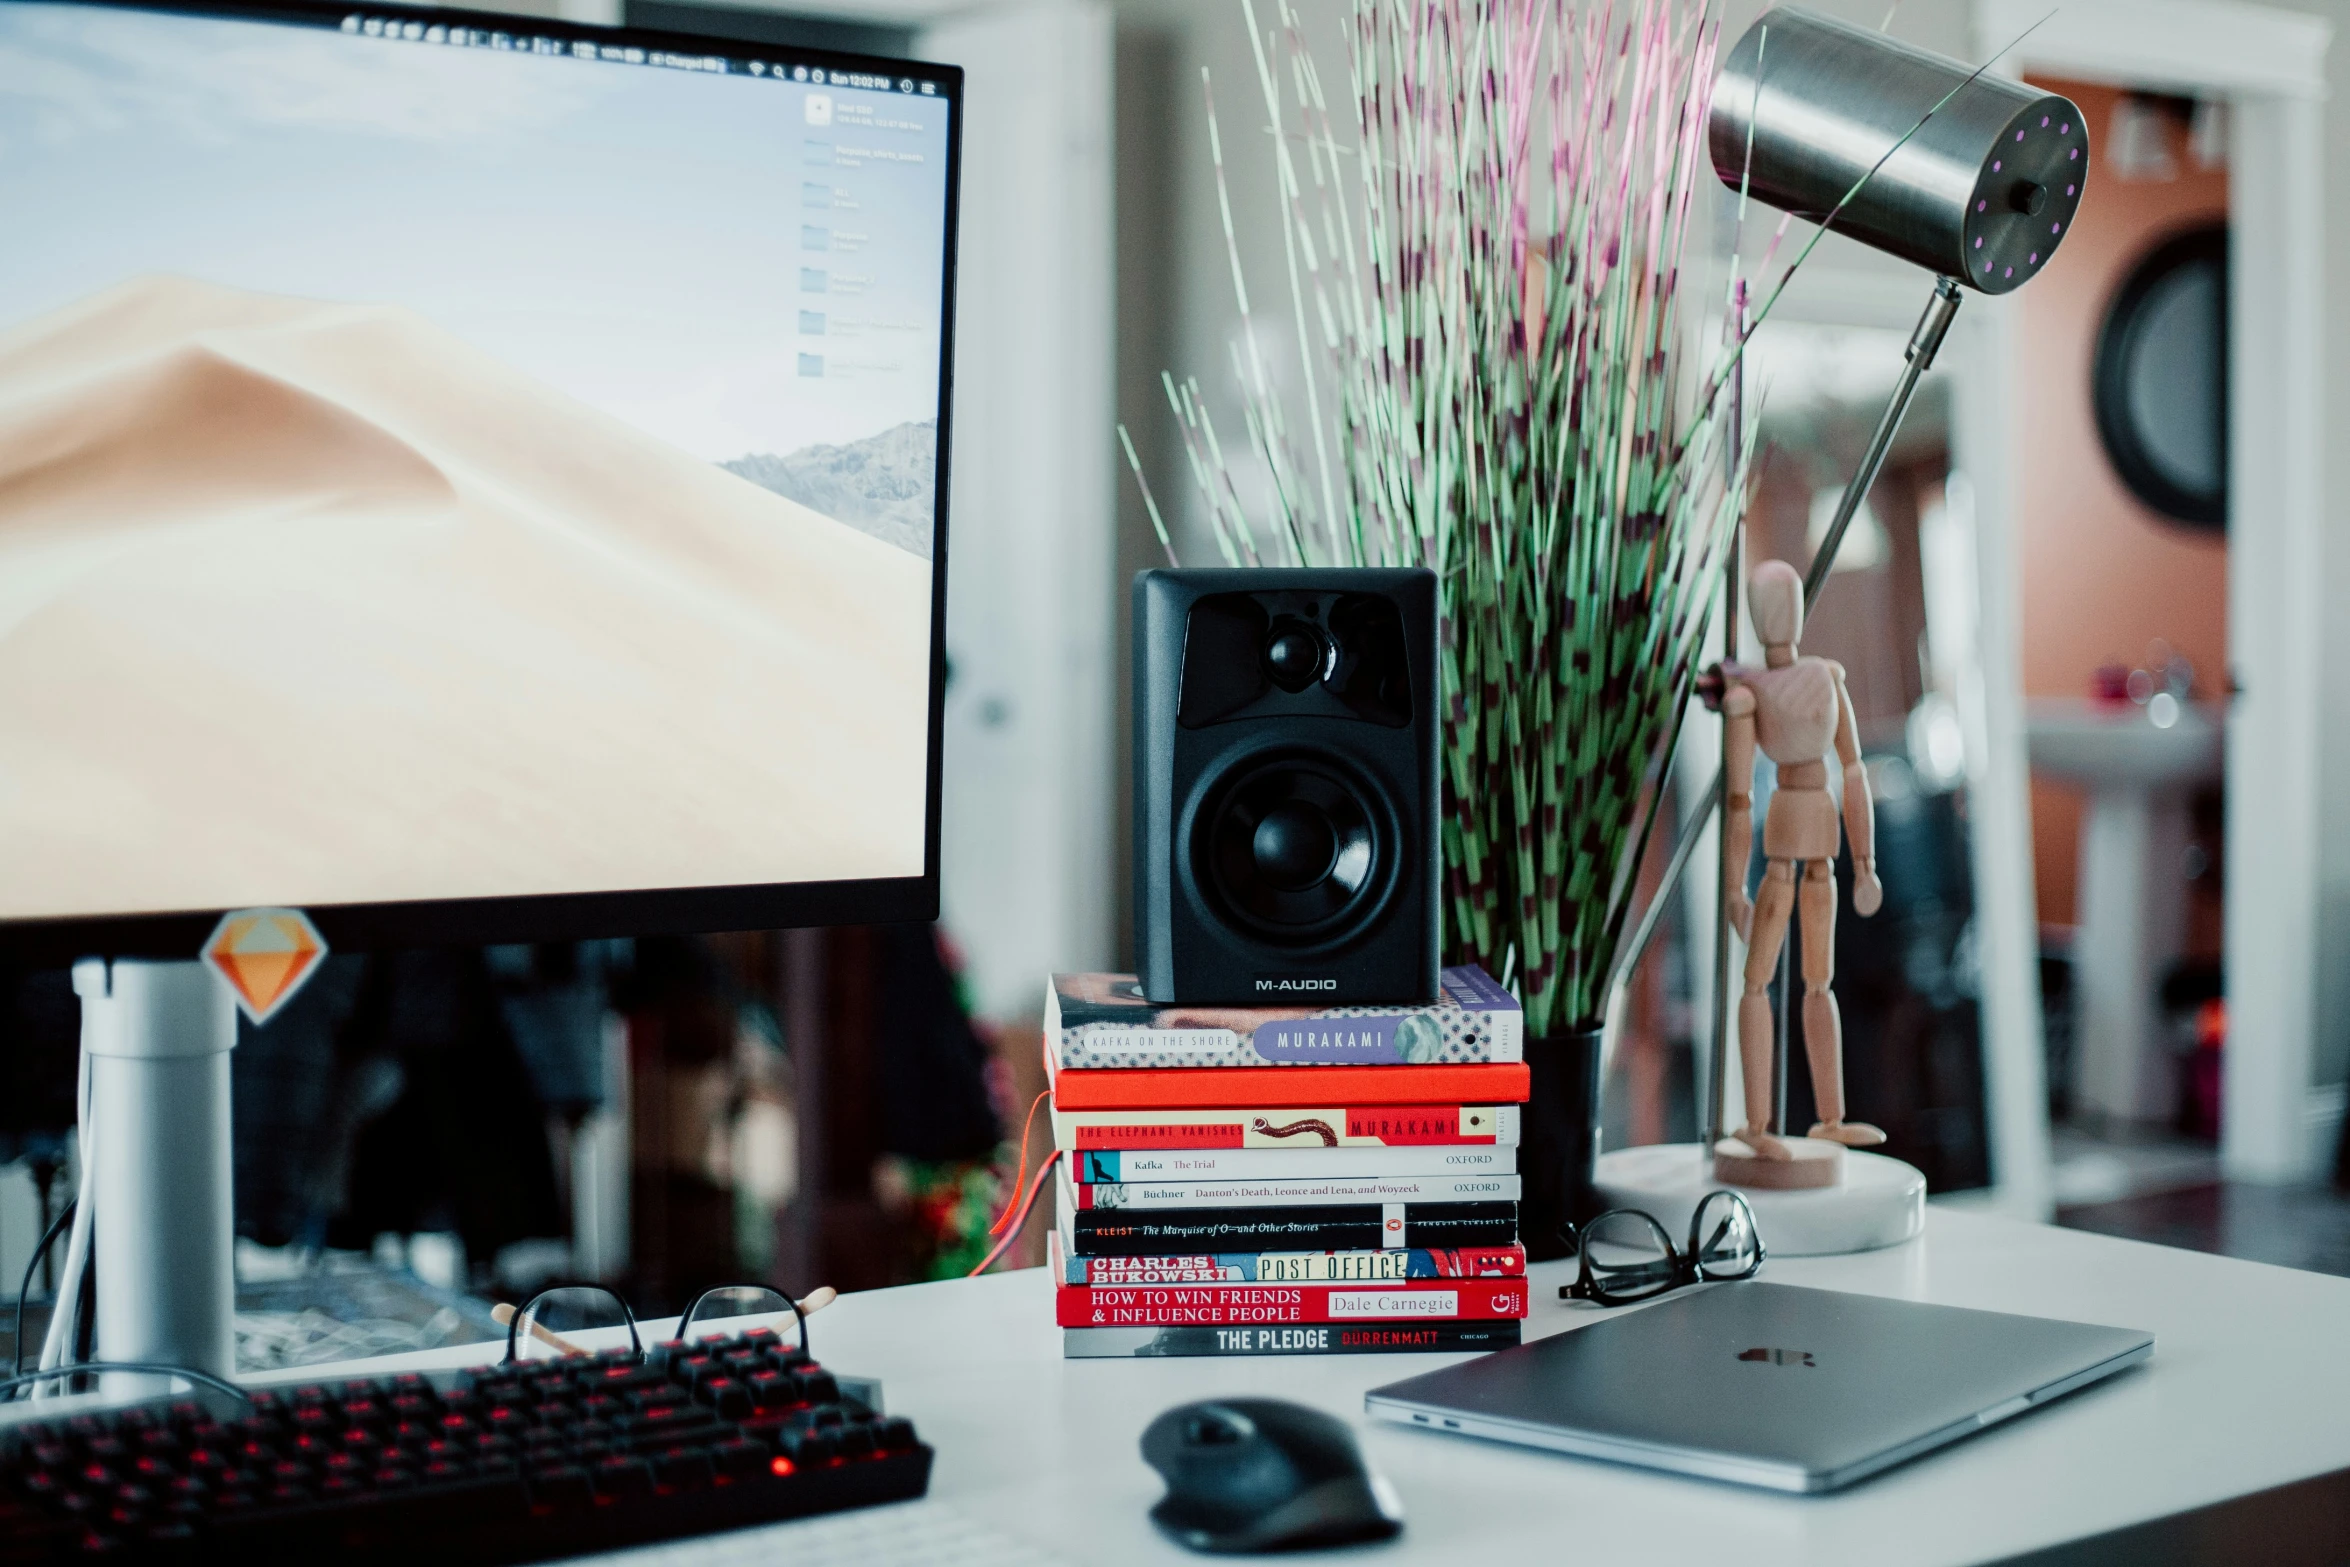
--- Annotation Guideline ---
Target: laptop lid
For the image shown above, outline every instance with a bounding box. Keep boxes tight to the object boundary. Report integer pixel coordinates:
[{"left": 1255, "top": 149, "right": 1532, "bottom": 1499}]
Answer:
[{"left": 1364, "top": 1282, "right": 2152, "bottom": 1492}]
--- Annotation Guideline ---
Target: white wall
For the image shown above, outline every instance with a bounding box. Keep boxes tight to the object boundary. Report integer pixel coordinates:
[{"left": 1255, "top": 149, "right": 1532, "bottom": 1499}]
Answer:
[{"left": 926, "top": 2, "right": 1119, "bottom": 1020}]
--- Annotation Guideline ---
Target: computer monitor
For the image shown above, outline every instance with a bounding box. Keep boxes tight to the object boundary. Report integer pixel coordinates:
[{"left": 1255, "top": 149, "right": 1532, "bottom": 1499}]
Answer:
[{"left": 0, "top": 0, "right": 961, "bottom": 957}]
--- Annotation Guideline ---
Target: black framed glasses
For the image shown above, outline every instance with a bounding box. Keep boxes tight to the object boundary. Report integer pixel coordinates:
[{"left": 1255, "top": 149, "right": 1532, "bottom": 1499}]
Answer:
[{"left": 1558, "top": 1190, "right": 1765, "bottom": 1306}]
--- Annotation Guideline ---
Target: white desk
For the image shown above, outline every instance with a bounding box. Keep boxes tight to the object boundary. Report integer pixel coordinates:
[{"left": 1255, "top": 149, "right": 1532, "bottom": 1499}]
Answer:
[
  {"left": 797, "top": 1208, "right": 2350, "bottom": 1566},
  {"left": 41, "top": 1210, "right": 2344, "bottom": 1565}
]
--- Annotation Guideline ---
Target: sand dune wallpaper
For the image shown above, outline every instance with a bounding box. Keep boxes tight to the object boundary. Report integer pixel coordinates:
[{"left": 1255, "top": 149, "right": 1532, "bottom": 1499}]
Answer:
[{"left": 0, "top": 2, "right": 954, "bottom": 919}]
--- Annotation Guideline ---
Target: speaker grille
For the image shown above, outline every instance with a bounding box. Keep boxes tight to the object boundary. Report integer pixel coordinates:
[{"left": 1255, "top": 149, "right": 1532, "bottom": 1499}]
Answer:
[{"left": 1190, "top": 754, "right": 1397, "bottom": 948}]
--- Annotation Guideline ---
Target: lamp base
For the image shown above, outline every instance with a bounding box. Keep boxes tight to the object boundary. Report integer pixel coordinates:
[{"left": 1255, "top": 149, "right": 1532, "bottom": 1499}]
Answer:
[{"left": 1593, "top": 1142, "right": 1924, "bottom": 1257}]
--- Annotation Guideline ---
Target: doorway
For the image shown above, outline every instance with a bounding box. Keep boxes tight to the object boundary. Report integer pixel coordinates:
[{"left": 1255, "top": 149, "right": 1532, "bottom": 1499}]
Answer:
[
  {"left": 1972, "top": 0, "right": 2331, "bottom": 1194},
  {"left": 2013, "top": 77, "right": 2230, "bottom": 1206}
]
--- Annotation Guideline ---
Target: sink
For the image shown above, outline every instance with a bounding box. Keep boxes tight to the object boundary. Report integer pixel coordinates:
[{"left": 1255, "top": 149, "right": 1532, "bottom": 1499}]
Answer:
[
  {"left": 2026, "top": 698, "right": 2224, "bottom": 788},
  {"left": 2026, "top": 697, "right": 2225, "bottom": 1126}
]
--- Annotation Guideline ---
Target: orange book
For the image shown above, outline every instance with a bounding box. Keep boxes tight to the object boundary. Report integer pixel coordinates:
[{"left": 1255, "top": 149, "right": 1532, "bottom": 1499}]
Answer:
[{"left": 1046, "top": 1058, "right": 1530, "bottom": 1111}]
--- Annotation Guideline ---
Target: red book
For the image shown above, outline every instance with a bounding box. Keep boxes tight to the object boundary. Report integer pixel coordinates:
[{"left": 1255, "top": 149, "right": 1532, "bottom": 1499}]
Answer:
[
  {"left": 1056, "top": 1278, "right": 1530, "bottom": 1329},
  {"left": 1053, "top": 1104, "right": 1519, "bottom": 1149},
  {"left": 1046, "top": 1059, "right": 1530, "bottom": 1111}
]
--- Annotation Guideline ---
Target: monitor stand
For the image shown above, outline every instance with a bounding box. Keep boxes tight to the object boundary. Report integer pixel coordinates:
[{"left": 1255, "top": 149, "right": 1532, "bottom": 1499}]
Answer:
[{"left": 70, "top": 960, "right": 237, "bottom": 1394}]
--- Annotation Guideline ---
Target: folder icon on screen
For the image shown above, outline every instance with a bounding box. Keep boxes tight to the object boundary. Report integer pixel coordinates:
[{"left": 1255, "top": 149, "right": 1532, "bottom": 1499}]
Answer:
[{"left": 801, "top": 226, "right": 829, "bottom": 251}]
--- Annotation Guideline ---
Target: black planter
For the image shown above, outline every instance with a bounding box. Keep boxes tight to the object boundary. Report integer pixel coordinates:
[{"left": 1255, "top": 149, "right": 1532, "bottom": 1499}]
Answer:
[{"left": 1520, "top": 1027, "right": 1605, "bottom": 1262}]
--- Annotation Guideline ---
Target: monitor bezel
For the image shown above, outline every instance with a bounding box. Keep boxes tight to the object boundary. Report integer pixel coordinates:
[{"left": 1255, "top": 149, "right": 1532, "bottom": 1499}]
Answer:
[{"left": 0, "top": 0, "right": 962, "bottom": 960}]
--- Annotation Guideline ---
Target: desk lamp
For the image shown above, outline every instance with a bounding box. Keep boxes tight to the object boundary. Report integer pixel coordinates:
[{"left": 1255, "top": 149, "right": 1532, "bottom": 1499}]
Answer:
[{"left": 1601, "top": 6, "right": 2084, "bottom": 1251}]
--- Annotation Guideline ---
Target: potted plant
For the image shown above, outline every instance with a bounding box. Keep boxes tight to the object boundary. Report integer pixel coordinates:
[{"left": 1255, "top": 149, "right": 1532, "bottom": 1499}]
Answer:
[{"left": 1124, "top": 0, "right": 1755, "bottom": 1256}]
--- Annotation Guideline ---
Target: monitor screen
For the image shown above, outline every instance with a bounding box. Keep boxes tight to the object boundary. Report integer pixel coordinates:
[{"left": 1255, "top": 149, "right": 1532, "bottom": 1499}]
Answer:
[{"left": 0, "top": 0, "right": 959, "bottom": 953}]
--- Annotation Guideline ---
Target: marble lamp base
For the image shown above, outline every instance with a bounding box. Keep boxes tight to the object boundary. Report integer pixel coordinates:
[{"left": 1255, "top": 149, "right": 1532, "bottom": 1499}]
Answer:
[{"left": 1592, "top": 1141, "right": 1926, "bottom": 1257}]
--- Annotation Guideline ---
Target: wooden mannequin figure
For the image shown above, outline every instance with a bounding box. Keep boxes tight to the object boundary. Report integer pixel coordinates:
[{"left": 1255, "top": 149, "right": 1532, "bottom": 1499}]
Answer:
[{"left": 1721, "top": 559, "right": 1884, "bottom": 1179}]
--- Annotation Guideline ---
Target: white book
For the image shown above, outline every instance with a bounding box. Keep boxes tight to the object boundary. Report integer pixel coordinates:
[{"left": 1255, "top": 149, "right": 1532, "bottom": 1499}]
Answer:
[
  {"left": 1064, "top": 1166, "right": 1522, "bottom": 1211},
  {"left": 1046, "top": 965, "right": 1521, "bottom": 1069},
  {"left": 1069, "top": 1145, "right": 1515, "bottom": 1184}
]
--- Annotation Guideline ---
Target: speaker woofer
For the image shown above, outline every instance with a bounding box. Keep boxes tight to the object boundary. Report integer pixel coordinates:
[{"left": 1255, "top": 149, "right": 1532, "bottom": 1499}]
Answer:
[{"left": 1192, "top": 756, "right": 1393, "bottom": 946}]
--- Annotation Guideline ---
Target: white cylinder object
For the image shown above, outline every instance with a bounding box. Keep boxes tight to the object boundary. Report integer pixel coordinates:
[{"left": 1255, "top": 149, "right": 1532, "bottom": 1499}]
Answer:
[
  {"left": 1594, "top": 1142, "right": 1926, "bottom": 1257},
  {"left": 75, "top": 959, "right": 238, "bottom": 1392}
]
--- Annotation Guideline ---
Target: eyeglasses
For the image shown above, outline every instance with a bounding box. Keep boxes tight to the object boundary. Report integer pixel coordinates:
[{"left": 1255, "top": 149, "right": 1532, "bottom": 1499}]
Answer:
[
  {"left": 503, "top": 1284, "right": 642, "bottom": 1364},
  {"left": 501, "top": 1281, "right": 814, "bottom": 1365},
  {"left": 678, "top": 1284, "right": 811, "bottom": 1361},
  {"left": 1558, "top": 1190, "right": 1765, "bottom": 1307}
]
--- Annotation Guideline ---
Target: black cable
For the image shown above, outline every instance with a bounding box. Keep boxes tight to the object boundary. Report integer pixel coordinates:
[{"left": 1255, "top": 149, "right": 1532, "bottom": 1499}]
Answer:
[
  {"left": 0, "top": 1360, "right": 249, "bottom": 1404},
  {"left": 13, "top": 1198, "right": 75, "bottom": 1378}
]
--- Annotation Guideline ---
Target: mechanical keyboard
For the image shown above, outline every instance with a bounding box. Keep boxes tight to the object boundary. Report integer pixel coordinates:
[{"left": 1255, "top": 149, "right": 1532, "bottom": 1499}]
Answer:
[{"left": 0, "top": 1325, "right": 931, "bottom": 1562}]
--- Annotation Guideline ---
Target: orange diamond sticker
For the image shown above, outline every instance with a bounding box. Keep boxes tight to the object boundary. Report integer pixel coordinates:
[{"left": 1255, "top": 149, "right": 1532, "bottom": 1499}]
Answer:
[{"left": 202, "top": 908, "right": 327, "bottom": 1025}]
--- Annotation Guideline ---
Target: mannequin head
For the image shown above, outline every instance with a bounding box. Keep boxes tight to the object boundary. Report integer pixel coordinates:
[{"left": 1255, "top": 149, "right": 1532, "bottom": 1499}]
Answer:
[{"left": 1749, "top": 560, "right": 1803, "bottom": 662}]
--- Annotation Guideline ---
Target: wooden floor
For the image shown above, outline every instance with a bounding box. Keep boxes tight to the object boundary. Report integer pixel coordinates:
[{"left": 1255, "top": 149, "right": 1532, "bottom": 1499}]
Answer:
[{"left": 2059, "top": 1181, "right": 2350, "bottom": 1279}]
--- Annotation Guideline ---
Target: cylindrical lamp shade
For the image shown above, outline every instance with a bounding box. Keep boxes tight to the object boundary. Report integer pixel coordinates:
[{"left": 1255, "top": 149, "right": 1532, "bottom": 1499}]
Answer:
[{"left": 1711, "top": 7, "right": 2087, "bottom": 294}]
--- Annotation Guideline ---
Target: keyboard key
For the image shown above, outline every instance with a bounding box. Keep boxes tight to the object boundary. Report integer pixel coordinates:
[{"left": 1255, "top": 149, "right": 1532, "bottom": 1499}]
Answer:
[
  {"left": 696, "top": 1377, "right": 753, "bottom": 1420},
  {"left": 524, "top": 1464, "right": 592, "bottom": 1511},
  {"left": 592, "top": 1456, "right": 654, "bottom": 1502},
  {"left": 710, "top": 1438, "right": 767, "bottom": 1482},
  {"left": 780, "top": 1430, "right": 838, "bottom": 1465},
  {"left": 650, "top": 1448, "right": 713, "bottom": 1491}
]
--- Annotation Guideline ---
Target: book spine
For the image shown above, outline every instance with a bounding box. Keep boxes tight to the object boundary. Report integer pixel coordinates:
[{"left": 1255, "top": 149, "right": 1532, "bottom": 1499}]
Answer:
[
  {"left": 1056, "top": 1280, "right": 1530, "bottom": 1328},
  {"left": 1058, "top": 1245, "right": 1528, "bottom": 1285},
  {"left": 1053, "top": 1014, "right": 1522, "bottom": 1069},
  {"left": 1066, "top": 1201, "right": 1518, "bottom": 1257},
  {"left": 1047, "top": 1231, "right": 1526, "bottom": 1283},
  {"left": 1071, "top": 1145, "right": 1516, "bottom": 1183},
  {"left": 1061, "top": 1320, "right": 1523, "bottom": 1359},
  {"left": 1047, "top": 965, "right": 1523, "bottom": 1069},
  {"left": 1051, "top": 1104, "right": 1521, "bottom": 1150},
  {"left": 1072, "top": 1174, "right": 1522, "bottom": 1210},
  {"left": 1048, "top": 1061, "right": 1531, "bottom": 1112}
]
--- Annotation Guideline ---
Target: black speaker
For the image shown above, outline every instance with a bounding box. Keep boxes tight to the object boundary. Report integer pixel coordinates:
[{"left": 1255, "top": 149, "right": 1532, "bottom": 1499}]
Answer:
[{"left": 1132, "top": 567, "right": 1439, "bottom": 1005}]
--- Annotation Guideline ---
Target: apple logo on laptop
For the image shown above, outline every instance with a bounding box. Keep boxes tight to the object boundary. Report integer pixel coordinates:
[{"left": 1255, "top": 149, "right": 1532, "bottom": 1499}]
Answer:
[{"left": 1738, "top": 1347, "right": 1816, "bottom": 1368}]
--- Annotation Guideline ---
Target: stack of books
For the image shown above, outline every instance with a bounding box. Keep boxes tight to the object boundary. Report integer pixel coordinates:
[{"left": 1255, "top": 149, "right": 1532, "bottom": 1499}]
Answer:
[{"left": 1043, "top": 967, "right": 1532, "bottom": 1359}]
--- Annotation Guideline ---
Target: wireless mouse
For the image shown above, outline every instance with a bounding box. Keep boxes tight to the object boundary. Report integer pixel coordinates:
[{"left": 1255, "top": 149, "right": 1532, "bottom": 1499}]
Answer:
[{"left": 1140, "top": 1397, "right": 1405, "bottom": 1554}]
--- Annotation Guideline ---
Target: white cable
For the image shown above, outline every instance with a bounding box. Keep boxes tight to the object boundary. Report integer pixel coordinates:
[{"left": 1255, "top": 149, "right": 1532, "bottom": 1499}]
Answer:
[{"left": 35, "top": 1009, "right": 98, "bottom": 1394}]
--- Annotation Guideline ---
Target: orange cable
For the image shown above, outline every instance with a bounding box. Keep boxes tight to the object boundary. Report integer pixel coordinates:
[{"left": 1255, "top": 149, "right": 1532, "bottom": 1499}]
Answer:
[
  {"left": 991, "top": 1088, "right": 1052, "bottom": 1237},
  {"left": 967, "top": 1149, "right": 1061, "bottom": 1278}
]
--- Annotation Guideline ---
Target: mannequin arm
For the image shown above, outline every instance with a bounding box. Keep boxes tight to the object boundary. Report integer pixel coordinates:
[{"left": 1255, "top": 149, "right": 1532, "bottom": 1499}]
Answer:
[
  {"left": 1830, "top": 663, "right": 1881, "bottom": 916},
  {"left": 1722, "top": 686, "right": 1757, "bottom": 938}
]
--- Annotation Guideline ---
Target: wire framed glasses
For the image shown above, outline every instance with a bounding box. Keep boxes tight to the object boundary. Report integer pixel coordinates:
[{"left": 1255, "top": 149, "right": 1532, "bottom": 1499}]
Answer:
[
  {"left": 1558, "top": 1189, "right": 1765, "bottom": 1307},
  {"left": 500, "top": 1282, "right": 818, "bottom": 1366},
  {"left": 503, "top": 1284, "right": 643, "bottom": 1364},
  {"left": 678, "top": 1284, "right": 811, "bottom": 1361}
]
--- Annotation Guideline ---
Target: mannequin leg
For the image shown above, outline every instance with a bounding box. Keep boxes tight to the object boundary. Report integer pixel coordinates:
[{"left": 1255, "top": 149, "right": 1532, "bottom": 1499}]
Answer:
[
  {"left": 1735, "top": 861, "right": 1797, "bottom": 1158},
  {"left": 1801, "top": 859, "right": 1885, "bottom": 1147}
]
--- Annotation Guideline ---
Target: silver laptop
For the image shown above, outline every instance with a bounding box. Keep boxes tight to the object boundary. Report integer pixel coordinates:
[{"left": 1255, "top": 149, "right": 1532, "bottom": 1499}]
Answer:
[{"left": 1364, "top": 1282, "right": 2151, "bottom": 1492}]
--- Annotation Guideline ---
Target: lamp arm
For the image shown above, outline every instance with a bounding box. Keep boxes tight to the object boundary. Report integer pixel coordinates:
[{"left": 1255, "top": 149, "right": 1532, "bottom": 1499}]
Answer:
[
  {"left": 1803, "top": 276, "right": 1964, "bottom": 604},
  {"left": 1601, "top": 275, "right": 1963, "bottom": 1093}
]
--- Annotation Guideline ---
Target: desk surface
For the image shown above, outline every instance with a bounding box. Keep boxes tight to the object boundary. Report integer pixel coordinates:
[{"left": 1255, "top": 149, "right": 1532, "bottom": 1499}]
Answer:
[
  {"left": 100, "top": 1208, "right": 2348, "bottom": 1565},
  {"left": 803, "top": 1208, "right": 2349, "bottom": 1566}
]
